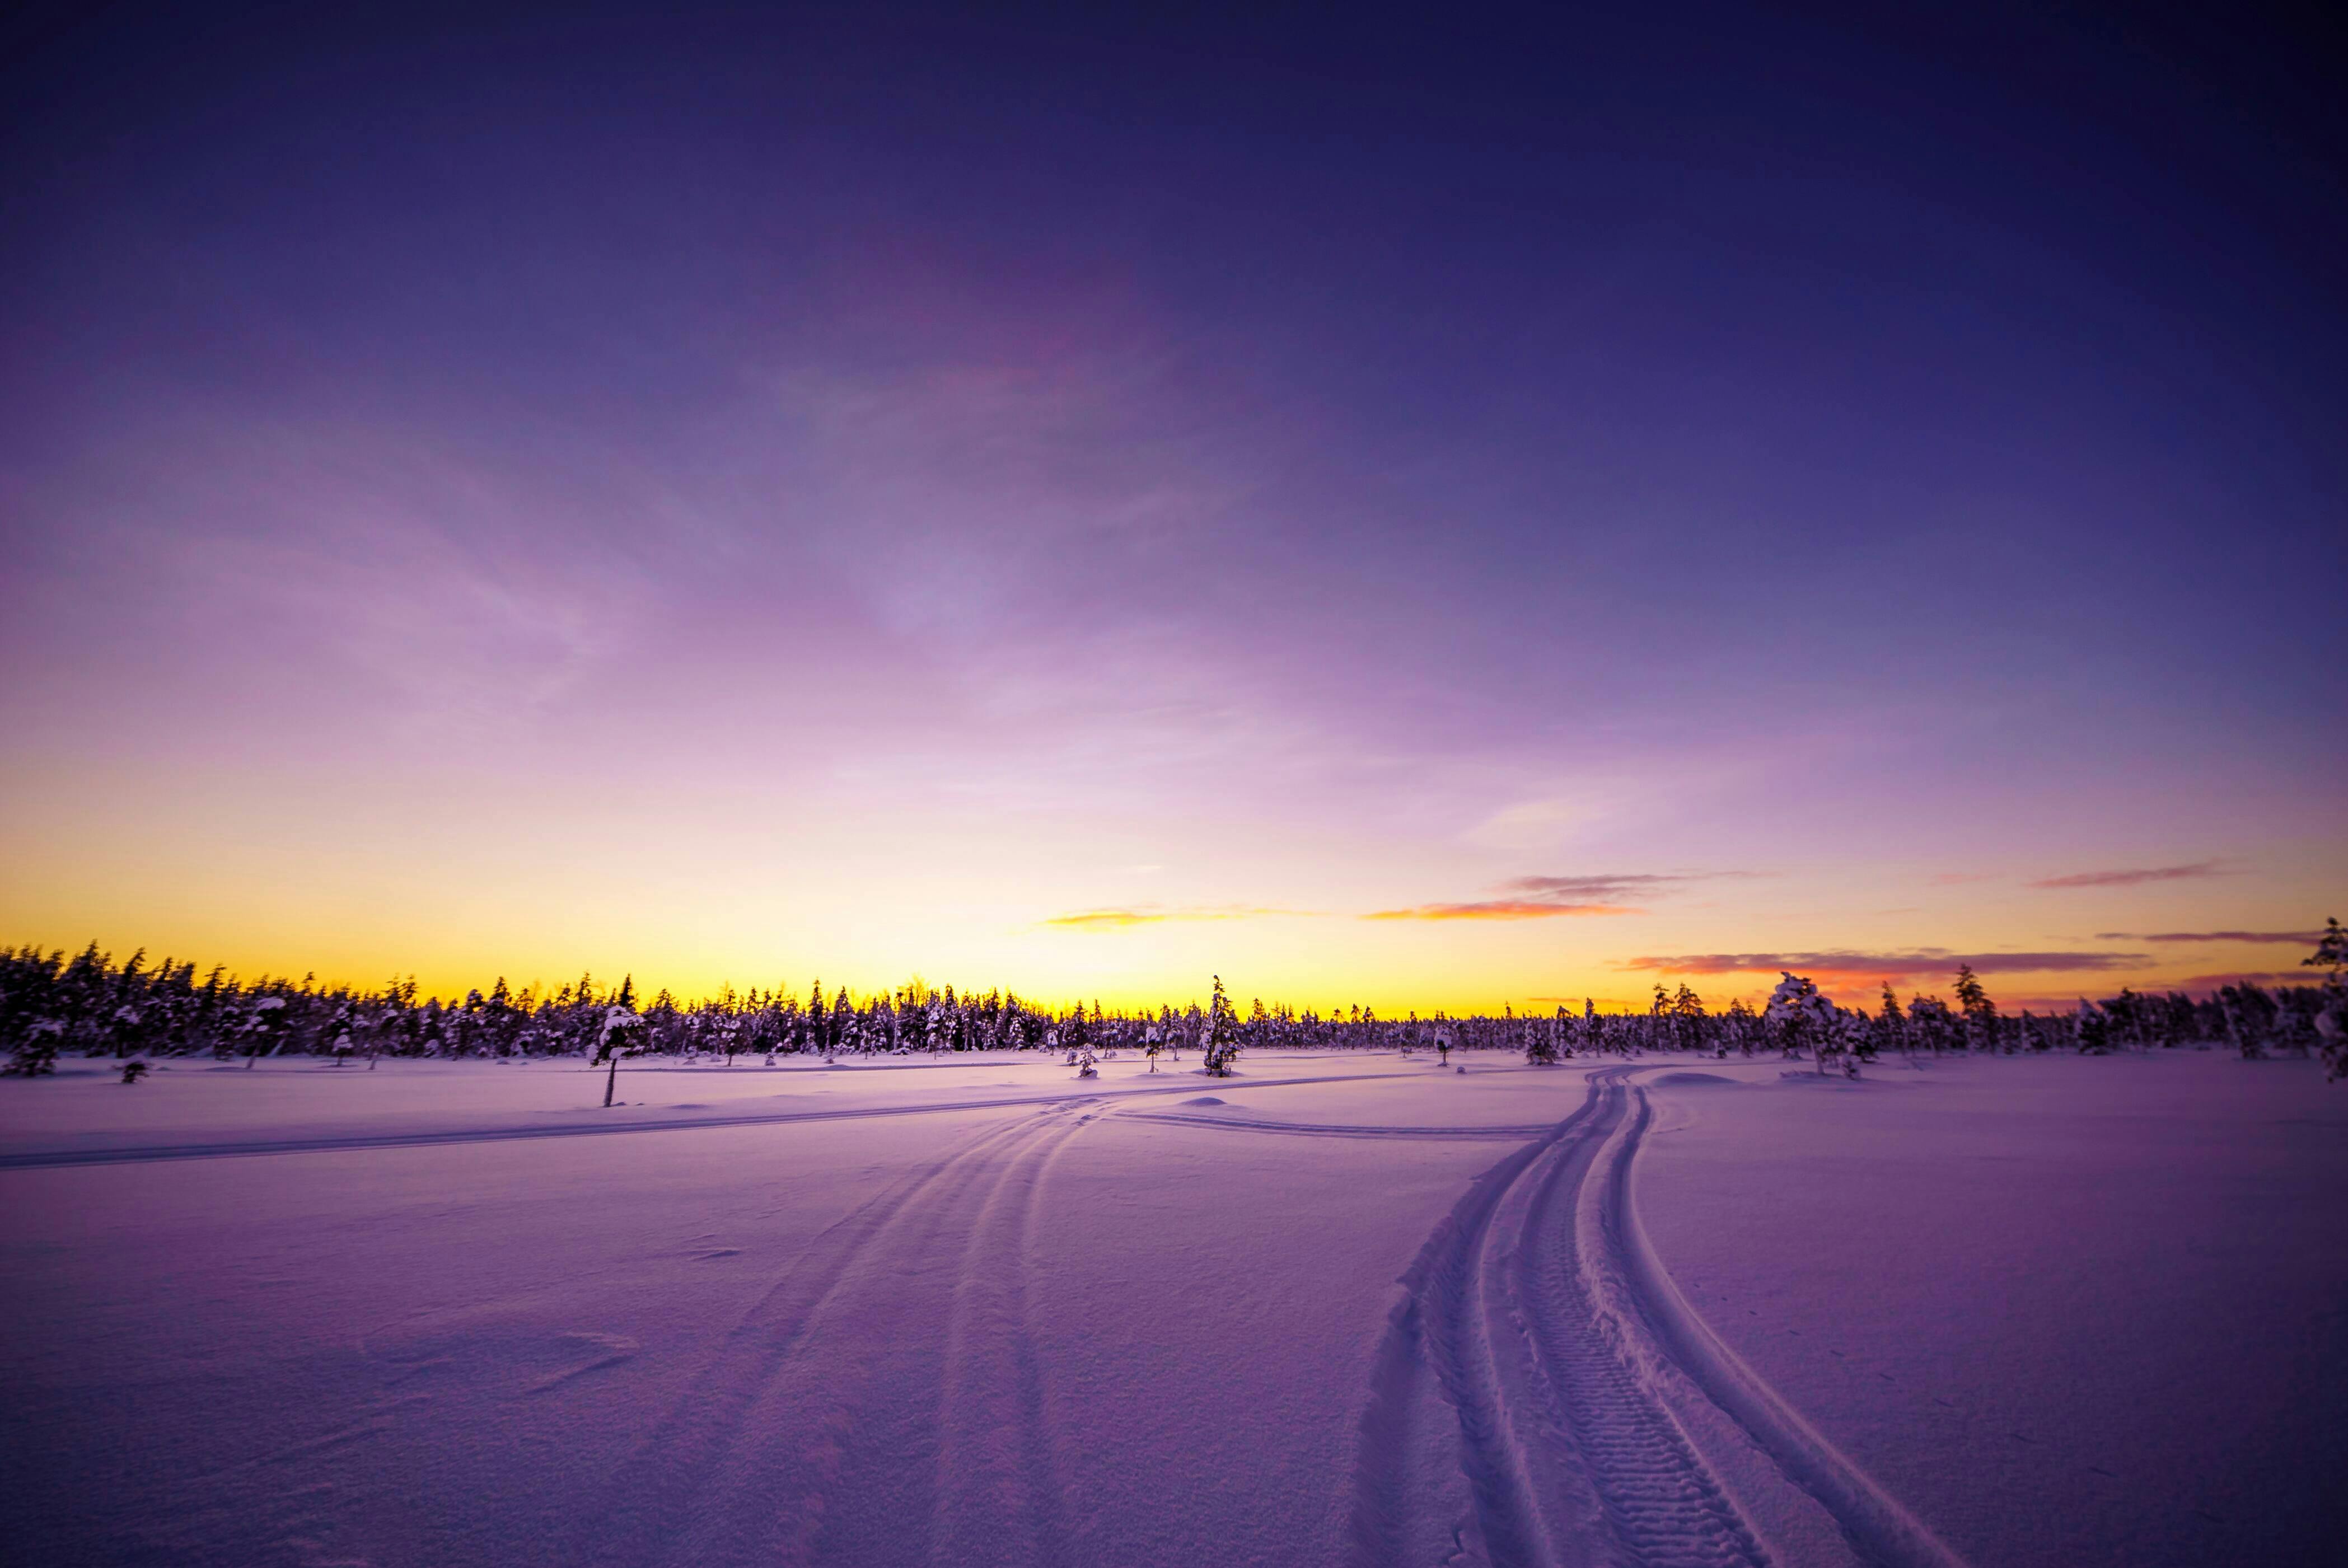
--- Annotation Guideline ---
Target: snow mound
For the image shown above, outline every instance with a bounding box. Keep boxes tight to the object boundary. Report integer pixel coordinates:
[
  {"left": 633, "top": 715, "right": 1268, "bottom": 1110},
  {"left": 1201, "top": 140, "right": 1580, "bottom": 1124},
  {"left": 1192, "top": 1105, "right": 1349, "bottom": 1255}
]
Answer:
[
  {"left": 1182, "top": 1096, "right": 1227, "bottom": 1107},
  {"left": 1652, "top": 1072, "right": 1739, "bottom": 1088}
]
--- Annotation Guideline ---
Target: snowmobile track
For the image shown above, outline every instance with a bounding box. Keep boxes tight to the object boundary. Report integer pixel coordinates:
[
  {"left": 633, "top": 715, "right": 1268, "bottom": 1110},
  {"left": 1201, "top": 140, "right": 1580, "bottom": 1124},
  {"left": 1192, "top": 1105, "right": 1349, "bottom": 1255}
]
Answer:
[
  {"left": 565, "top": 1102, "right": 1097, "bottom": 1568},
  {"left": 1349, "top": 1068, "right": 1969, "bottom": 1568},
  {"left": 0, "top": 1070, "right": 1411, "bottom": 1169}
]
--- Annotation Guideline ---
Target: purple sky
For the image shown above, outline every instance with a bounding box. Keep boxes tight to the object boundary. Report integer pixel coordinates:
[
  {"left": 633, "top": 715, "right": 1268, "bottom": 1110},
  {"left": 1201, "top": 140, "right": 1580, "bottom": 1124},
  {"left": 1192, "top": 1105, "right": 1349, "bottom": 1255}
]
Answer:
[{"left": 2, "top": 3, "right": 2341, "bottom": 1008}]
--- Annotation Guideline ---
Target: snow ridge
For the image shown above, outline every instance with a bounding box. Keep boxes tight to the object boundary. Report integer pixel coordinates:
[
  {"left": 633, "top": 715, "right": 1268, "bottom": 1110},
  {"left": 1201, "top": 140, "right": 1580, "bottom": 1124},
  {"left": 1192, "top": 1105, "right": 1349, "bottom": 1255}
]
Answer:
[
  {"left": 1122, "top": 1111, "right": 1557, "bottom": 1140},
  {"left": 1349, "top": 1069, "right": 1970, "bottom": 1568}
]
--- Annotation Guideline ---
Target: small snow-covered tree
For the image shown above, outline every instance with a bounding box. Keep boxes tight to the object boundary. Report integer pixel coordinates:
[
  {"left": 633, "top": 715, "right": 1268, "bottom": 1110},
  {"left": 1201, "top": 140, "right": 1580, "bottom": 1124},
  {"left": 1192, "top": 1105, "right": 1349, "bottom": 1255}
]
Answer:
[
  {"left": 2073, "top": 998, "right": 2112, "bottom": 1055},
  {"left": 1765, "top": 972, "right": 1839, "bottom": 1074},
  {"left": 596, "top": 1005, "right": 646, "bottom": 1106},
  {"left": 1201, "top": 976, "right": 1240, "bottom": 1076},
  {"left": 2306, "top": 916, "right": 2348, "bottom": 992},
  {"left": 1907, "top": 995, "right": 1955, "bottom": 1054},
  {"left": 6, "top": 1017, "right": 62, "bottom": 1077},
  {"left": 2303, "top": 918, "right": 2347, "bottom": 1080},
  {"left": 1831, "top": 1009, "right": 1872, "bottom": 1076},
  {"left": 1527, "top": 1009, "right": 1560, "bottom": 1066},
  {"left": 242, "top": 995, "right": 288, "bottom": 1067},
  {"left": 1953, "top": 965, "right": 1997, "bottom": 1049},
  {"left": 1877, "top": 983, "right": 1907, "bottom": 1059},
  {"left": 2218, "top": 984, "right": 2274, "bottom": 1060}
]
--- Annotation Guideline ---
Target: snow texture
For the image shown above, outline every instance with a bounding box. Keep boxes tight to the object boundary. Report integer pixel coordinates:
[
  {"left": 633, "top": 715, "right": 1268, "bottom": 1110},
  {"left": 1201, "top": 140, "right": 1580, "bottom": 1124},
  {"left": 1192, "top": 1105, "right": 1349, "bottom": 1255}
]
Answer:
[{"left": 2, "top": 1051, "right": 2341, "bottom": 1566}]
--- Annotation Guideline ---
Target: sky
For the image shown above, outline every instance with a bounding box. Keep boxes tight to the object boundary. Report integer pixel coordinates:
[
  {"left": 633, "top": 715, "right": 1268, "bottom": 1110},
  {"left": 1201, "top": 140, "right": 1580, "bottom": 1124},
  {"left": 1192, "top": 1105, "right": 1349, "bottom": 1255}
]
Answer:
[{"left": 2, "top": 1, "right": 2342, "bottom": 1012}]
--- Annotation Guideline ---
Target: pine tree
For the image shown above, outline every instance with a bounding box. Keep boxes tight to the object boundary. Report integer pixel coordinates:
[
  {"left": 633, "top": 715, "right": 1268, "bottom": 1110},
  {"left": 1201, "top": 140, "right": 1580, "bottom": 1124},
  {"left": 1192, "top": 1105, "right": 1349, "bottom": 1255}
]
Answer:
[
  {"left": 1202, "top": 976, "right": 1240, "bottom": 1076},
  {"left": 1765, "top": 971, "right": 1839, "bottom": 1074},
  {"left": 2305, "top": 918, "right": 2347, "bottom": 1079},
  {"left": 1953, "top": 965, "right": 1997, "bottom": 1047},
  {"left": 1527, "top": 1007, "right": 1560, "bottom": 1066},
  {"left": 1879, "top": 982, "right": 1907, "bottom": 1057}
]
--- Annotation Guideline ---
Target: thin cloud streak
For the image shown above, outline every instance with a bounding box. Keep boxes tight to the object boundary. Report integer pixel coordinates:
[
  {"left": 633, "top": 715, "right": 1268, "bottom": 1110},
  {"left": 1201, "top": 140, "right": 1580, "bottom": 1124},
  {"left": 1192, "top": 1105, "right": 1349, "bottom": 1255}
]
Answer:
[
  {"left": 1364, "top": 901, "right": 1642, "bottom": 922},
  {"left": 2177, "top": 971, "right": 2326, "bottom": 989},
  {"left": 2097, "top": 930, "right": 2320, "bottom": 944},
  {"left": 2031, "top": 862, "right": 2224, "bottom": 889},
  {"left": 1504, "top": 873, "right": 1695, "bottom": 900},
  {"left": 1620, "top": 949, "right": 2150, "bottom": 979},
  {"left": 1044, "top": 906, "right": 1304, "bottom": 930},
  {"left": 1368, "top": 869, "right": 1749, "bottom": 921}
]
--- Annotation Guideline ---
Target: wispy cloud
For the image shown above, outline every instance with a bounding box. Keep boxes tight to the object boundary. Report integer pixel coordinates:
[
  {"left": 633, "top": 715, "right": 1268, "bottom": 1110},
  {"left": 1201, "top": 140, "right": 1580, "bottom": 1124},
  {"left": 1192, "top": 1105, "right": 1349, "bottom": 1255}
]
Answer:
[
  {"left": 2096, "top": 930, "right": 2319, "bottom": 944},
  {"left": 1365, "top": 870, "right": 1743, "bottom": 921},
  {"left": 1619, "top": 949, "right": 2149, "bottom": 980},
  {"left": 2176, "top": 971, "right": 2323, "bottom": 990},
  {"left": 1507, "top": 874, "right": 1703, "bottom": 900},
  {"left": 2030, "top": 862, "right": 2224, "bottom": 890},
  {"left": 1043, "top": 905, "right": 1301, "bottom": 930},
  {"left": 1365, "top": 900, "right": 1641, "bottom": 921}
]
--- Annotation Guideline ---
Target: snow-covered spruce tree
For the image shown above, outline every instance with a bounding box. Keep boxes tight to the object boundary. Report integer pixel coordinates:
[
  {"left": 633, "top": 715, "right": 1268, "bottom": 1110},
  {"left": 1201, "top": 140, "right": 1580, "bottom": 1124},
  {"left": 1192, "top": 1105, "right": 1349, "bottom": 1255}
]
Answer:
[
  {"left": 2103, "top": 987, "right": 2152, "bottom": 1051},
  {"left": 2219, "top": 984, "right": 2275, "bottom": 1060},
  {"left": 1527, "top": 1009, "right": 1560, "bottom": 1065},
  {"left": 1201, "top": 976, "right": 1240, "bottom": 1076},
  {"left": 1907, "top": 995, "right": 1955, "bottom": 1054},
  {"left": 242, "top": 994, "right": 288, "bottom": 1066},
  {"left": 5, "top": 1018, "right": 62, "bottom": 1076},
  {"left": 830, "top": 987, "right": 854, "bottom": 1057},
  {"left": 1953, "top": 965, "right": 1998, "bottom": 1050},
  {"left": 2304, "top": 918, "right": 2348, "bottom": 1080},
  {"left": 1877, "top": 983, "right": 1908, "bottom": 1060},
  {"left": 1764, "top": 971, "right": 1840, "bottom": 1075},
  {"left": 1830, "top": 1009, "right": 1871, "bottom": 1078},
  {"left": 1669, "top": 984, "right": 1710, "bottom": 1055}
]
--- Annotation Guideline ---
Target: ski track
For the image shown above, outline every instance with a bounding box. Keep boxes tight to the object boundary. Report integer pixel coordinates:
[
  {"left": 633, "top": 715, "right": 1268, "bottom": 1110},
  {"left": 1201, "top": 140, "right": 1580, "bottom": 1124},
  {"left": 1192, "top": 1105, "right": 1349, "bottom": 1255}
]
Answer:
[
  {"left": 1350, "top": 1068, "right": 1970, "bottom": 1568},
  {"left": 568, "top": 1100, "right": 1097, "bottom": 1568},
  {"left": 0, "top": 1070, "right": 1414, "bottom": 1170}
]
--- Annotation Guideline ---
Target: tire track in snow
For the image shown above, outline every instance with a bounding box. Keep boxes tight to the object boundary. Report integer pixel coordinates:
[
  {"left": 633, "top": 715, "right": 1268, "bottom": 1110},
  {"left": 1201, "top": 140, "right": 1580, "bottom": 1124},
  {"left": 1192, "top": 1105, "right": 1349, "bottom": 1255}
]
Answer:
[
  {"left": 570, "top": 1101, "right": 1095, "bottom": 1567},
  {"left": 1349, "top": 1078, "right": 1605, "bottom": 1568},
  {"left": 1591, "top": 1084, "right": 1971, "bottom": 1568},
  {"left": 925, "top": 1103, "right": 1095, "bottom": 1568},
  {"left": 0, "top": 1071, "right": 1411, "bottom": 1169},
  {"left": 1514, "top": 1081, "right": 1767, "bottom": 1567},
  {"left": 572, "top": 1107, "right": 1043, "bottom": 1565},
  {"left": 1350, "top": 1069, "right": 1970, "bottom": 1568}
]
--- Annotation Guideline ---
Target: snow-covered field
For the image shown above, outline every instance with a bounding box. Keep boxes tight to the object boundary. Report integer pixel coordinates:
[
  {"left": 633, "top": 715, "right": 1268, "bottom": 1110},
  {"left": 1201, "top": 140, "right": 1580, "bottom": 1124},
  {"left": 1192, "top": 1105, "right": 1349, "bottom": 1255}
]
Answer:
[{"left": 2, "top": 1051, "right": 2342, "bottom": 1566}]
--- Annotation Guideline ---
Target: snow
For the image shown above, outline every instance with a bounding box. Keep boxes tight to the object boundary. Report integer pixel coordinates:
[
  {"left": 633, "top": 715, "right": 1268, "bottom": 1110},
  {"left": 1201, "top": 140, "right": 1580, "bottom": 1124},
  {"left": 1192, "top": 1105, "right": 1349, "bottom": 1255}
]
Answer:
[
  {"left": 1, "top": 1051, "right": 2341, "bottom": 1566},
  {"left": 1635, "top": 1051, "right": 2348, "bottom": 1567}
]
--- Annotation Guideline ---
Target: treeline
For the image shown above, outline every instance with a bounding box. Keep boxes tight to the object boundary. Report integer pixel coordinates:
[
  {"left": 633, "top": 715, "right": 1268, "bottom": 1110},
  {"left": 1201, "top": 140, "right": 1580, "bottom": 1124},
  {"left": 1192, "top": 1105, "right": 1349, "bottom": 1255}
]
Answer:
[
  {"left": 1709, "top": 962, "right": 2347, "bottom": 1079},
  {"left": 3, "top": 924, "right": 2343, "bottom": 1080}
]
